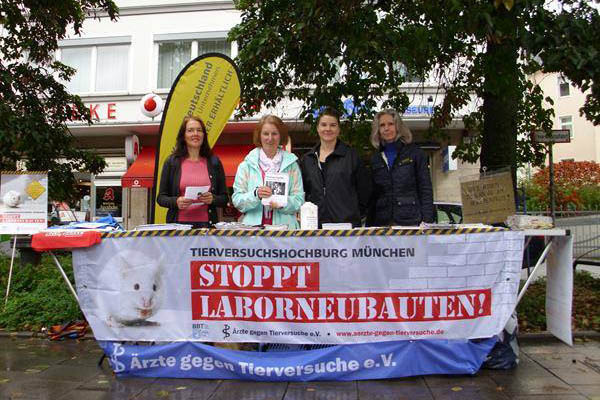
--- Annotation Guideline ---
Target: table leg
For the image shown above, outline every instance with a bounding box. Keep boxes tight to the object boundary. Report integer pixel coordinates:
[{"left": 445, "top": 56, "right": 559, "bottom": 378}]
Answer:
[
  {"left": 50, "top": 251, "right": 80, "bottom": 303},
  {"left": 3, "top": 236, "right": 17, "bottom": 307},
  {"left": 516, "top": 238, "right": 553, "bottom": 305}
]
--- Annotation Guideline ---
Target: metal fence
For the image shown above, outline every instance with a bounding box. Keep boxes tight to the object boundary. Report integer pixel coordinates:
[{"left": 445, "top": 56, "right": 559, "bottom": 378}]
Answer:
[{"left": 525, "top": 210, "right": 600, "bottom": 260}]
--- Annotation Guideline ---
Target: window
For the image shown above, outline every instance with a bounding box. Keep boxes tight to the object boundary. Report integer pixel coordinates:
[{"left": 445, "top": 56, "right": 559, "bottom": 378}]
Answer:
[
  {"left": 157, "top": 41, "right": 192, "bottom": 89},
  {"left": 96, "top": 45, "right": 129, "bottom": 92},
  {"left": 559, "top": 116, "right": 574, "bottom": 138},
  {"left": 397, "top": 63, "right": 422, "bottom": 83},
  {"left": 60, "top": 43, "right": 129, "bottom": 93},
  {"left": 558, "top": 76, "right": 570, "bottom": 97},
  {"left": 61, "top": 47, "right": 92, "bottom": 93},
  {"left": 156, "top": 37, "right": 230, "bottom": 89}
]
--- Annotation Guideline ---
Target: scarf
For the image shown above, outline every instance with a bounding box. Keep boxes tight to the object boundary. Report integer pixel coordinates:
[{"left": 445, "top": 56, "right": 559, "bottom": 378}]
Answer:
[
  {"left": 259, "top": 148, "right": 283, "bottom": 174},
  {"left": 383, "top": 142, "right": 398, "bottom": 168},
  {"left": 258, "top": 148, "right": 283, "bottom": 221}
]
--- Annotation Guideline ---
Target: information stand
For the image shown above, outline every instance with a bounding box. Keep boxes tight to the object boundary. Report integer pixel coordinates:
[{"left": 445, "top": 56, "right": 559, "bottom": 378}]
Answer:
[{"left": 31, "top": 227, "right": 574, "bottom": 380}]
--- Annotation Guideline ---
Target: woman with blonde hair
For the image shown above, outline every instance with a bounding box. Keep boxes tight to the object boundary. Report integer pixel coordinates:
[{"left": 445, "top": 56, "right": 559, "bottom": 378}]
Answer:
[
  {"left": 367, "top": 109, "right": 434, "bottom": 226},
  {"left": 232, "top": 115, "right": 304, "bottom": 229}
]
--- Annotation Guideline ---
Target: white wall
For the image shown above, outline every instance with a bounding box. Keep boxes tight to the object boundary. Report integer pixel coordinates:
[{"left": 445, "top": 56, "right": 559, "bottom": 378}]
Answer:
[{"left": 531, "top": 71, "right": 600, "bottom": 163}]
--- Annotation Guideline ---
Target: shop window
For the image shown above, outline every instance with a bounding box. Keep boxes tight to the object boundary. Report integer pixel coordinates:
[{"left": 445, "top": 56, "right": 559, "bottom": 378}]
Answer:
[
  {"left": 95, "top": 186, "right": 122, "bottom": 219},
  {"left": 559, "top": 116, "right": 574, "bottom": 138},
  {"left": 60, "top": 44, "right": 129, "bottom": 93},
  {"left": 156, "top": 38, "right": 231, "bottom": 89}
]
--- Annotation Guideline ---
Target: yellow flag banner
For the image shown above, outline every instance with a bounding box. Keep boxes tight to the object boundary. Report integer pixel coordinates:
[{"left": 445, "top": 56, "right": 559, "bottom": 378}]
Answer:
[{"left": 152, "top": 53, "right": 242, "bottom": 223}]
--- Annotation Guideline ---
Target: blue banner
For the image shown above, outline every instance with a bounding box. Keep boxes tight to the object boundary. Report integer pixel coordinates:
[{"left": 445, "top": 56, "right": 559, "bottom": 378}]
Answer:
[{"left": 99, "top": 338, "right": 497, "bottom": 381}]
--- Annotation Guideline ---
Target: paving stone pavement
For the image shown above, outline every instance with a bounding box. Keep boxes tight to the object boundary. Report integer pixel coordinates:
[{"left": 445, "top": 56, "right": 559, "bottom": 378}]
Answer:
[{"left": 1, "top": 336, "right": 599, "bottom": 399}]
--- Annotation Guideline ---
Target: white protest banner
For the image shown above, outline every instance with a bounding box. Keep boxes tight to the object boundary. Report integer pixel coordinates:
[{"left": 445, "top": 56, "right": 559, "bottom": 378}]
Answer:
[
  {"left": 72, "top": 229, "right": 523, "bottom": 343},
  {"left": 0, "top": 171, "right": 48, "bottom": 234}
]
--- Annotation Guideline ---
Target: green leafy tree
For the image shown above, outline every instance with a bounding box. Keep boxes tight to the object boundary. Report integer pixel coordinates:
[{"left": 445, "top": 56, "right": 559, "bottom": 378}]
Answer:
[
  {"left": 230, "top": 0, "right": 600, "bottom": 180},
  {"left": 0, "top": 1, "right": 118, "bottom": 201}
]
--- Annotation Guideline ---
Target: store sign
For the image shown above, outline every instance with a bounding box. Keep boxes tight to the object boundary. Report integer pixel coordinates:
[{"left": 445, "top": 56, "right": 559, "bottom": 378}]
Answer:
[
  {"left": 404, "top": 106, "right": 433, "bottom": 115},
  {"left": 95, "top": 186, "right": 122, "bottom": 218},
  {"left": 69, "top": 103, "right": 118, "bottom": 121},
  {"left": 103, "top": 158, "right": 128, "bottom": 173}
]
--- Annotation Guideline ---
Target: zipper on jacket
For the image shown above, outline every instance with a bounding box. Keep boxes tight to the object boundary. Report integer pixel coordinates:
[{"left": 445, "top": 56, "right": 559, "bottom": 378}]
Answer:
[{"left": 316, "top": 151, "right": 326, "bottom": 197}]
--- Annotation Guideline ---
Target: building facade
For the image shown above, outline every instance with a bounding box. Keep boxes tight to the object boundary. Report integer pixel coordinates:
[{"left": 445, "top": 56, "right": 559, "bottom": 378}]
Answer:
[
  {"left": 530, "top": 71, "right": 600, "bottom": 163},
  {"left": 62, "top": 0, "right": 477, "bottom": 227}
]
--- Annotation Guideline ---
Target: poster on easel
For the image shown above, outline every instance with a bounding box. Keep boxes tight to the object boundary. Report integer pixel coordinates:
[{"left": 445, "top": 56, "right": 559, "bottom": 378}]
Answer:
[{"left": 0, "top": 171, "right": 48, "bottom": 234}]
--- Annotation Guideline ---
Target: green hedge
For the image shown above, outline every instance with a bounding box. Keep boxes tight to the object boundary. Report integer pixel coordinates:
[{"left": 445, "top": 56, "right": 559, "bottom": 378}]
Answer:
[{"left": 0, "top": 253, "right": 82, "bottom": 331}]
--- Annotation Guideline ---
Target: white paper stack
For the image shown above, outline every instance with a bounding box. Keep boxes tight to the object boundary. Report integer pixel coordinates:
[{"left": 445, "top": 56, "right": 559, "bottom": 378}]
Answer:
[
  {"left": 300, "top": 202, "right": 318, "bottom": 230},
  {"left": 263, "top": 224, "right": 288, "bottom": 231},
  {"left": 134, "top": 223, "right": 192, "bottom": 231},
  {"left": 322, "top": 223, "right": 352, "bottom": 230}
]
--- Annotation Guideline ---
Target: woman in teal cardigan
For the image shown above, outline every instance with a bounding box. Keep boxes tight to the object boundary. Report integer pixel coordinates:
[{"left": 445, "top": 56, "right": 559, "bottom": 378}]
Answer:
[{"left": 232, "top": 115, "right": 304, "bottom": 229}]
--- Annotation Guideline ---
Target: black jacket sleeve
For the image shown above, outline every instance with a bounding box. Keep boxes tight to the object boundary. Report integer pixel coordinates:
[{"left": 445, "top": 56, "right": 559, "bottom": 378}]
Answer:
[
  {"left": 414, "top": 150, "right": 434, "bottom": 223},
  {"left": 211, "top": 156, "right": 229, "bottom": 207},
  {"left": 353, "top": 151, "right": 372, "bottom": 220},
  {"left": 299, "top": 154, "right": 312, "bottom": 204},
  {"left": 157, "top": 157, "right": 178, "bottom": 210}
]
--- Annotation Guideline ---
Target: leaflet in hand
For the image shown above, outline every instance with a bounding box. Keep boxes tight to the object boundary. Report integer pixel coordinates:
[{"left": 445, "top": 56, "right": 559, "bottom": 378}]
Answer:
[
  {"left": 184, "top": 186, "right": 210, "bottom": 204},
  {"left": 262, "top": 172, "right": 289, "bottom": 207}
]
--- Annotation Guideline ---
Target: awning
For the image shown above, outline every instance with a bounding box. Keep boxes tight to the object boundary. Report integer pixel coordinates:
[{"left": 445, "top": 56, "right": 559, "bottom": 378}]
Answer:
[
  {"left": 213, "top": 144, "right": 254, "bottom": 186},
  {"left": 120, "top": 145, "right": 254, "bottom": 188},
  {"left": 121, "top": 146, "right": 156, "bottom": 188}
]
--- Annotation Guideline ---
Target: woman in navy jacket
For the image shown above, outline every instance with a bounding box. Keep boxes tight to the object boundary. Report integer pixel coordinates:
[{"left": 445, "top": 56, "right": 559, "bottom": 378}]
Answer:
[{"left": 367, "top": 109, "right": 434, "bottom": 226}]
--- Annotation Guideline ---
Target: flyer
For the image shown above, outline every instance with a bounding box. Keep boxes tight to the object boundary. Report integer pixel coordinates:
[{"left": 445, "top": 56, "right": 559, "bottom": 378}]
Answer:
[{"left": 262, "top": 172, "right": 289, "bottom": 207}]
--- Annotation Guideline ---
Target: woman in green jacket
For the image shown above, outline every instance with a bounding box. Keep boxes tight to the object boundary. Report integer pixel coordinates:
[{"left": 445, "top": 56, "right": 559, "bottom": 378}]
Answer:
[{"left": 232, "top": 115, "right": 304, "bottom": 229}]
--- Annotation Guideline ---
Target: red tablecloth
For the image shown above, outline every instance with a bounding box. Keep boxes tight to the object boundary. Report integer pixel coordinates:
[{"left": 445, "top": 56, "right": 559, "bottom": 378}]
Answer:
[{"left": 31, "top": 230, "right": 102, "bottom": 251}]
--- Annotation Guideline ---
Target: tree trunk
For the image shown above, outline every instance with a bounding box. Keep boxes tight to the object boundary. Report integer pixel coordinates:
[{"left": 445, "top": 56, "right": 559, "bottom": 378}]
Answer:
[{"left": 480, "top": 7, "right": 519, "bottom": 192}]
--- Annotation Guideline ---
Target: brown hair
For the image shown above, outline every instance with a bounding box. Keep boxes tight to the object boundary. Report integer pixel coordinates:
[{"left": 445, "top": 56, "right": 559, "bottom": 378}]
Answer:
[
  {"left": 316, "top": 107, "right": 341, "bottom": 125},
  {"left": 253, "top": 115, "right": 289, "bottom": 147},
  {"left": 173, "top": 115, "right": 213, "bottom": 159}
]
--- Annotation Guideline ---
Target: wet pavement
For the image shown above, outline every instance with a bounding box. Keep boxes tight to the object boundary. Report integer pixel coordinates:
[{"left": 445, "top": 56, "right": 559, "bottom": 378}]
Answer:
[{"left": 1, "top": 335, "right": 600, "bottom": 399}]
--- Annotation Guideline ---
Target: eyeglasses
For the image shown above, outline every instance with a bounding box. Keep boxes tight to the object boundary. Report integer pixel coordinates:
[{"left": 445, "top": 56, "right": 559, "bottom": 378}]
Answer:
[{"left": 186, "top": 128, "right": 204, "bottom": 134}]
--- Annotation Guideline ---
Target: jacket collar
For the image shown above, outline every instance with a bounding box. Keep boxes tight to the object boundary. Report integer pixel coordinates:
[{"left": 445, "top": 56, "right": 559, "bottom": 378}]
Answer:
[
  {"left": 310, "top": 140, "right": 349, "bottom": 159},
  {"left": 380, "top": 138, "right": 406, "bottom": 153}
]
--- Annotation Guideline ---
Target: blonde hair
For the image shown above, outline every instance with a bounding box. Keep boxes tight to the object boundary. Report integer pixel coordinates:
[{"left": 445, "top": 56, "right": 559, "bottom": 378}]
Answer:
[{"left": 370, "top": 109, "right": 412, "bottom": 148}]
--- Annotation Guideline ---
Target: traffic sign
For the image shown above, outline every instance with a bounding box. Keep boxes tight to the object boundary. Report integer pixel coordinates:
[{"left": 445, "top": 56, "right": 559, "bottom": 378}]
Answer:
[{"left": 534, "top": 129, "right": 571, "bottom": 143}]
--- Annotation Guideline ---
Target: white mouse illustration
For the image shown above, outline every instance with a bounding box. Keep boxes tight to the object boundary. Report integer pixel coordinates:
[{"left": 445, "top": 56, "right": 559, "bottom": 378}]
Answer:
[
  {"left": 3, "top": 190, "right": 21, "bottom": 208},
  {"left": 104, "top": 251, "right": 164, "bottom": 327}
]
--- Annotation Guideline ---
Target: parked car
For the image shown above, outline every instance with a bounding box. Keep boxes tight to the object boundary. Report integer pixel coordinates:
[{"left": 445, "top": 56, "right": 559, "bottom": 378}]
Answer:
[{"left": 434, "top": 202, "right": 463, "bottom": 224}]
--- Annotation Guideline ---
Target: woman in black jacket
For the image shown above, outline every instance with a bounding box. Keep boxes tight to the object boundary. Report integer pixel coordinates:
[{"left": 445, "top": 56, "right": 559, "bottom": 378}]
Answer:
[
  {"left": 300, "top": 108, "right": 371, "bottom": 227},
  {"left": 367, "top": 109, "right": 434, "bottom": 226},
  {"left": 157, "top": 116, "right": 228, "bottom": 227}
]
